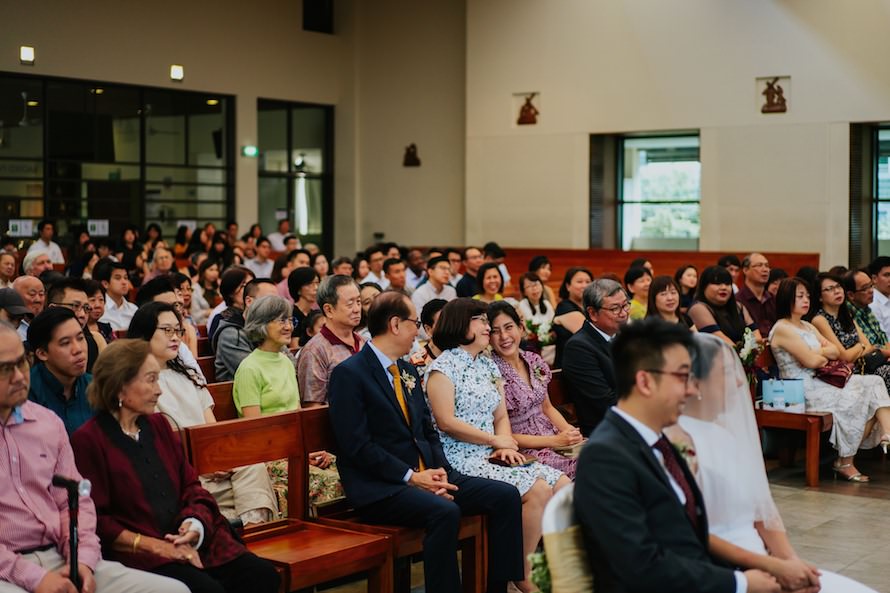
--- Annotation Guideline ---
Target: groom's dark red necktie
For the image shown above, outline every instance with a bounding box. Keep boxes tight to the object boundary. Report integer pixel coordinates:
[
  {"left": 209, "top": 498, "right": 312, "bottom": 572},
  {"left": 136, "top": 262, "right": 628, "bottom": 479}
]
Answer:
[{"left": 652, "top": 435, "right": 699, "bottom": 530}]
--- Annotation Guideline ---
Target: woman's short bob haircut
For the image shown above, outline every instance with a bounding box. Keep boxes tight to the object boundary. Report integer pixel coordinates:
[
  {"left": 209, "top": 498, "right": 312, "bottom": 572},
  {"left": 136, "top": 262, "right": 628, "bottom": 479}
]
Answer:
[
  {"left": 244, "top": 295, "right": 293, "bottom": 344},
  {"left": 775, "top": 277, "right": 810, "bottom": 320},
  {"left": 475, "top": 262, "right": 504, "bottom": 295},
  {"left": 287, "top": 266, "right": 321, "bottom": 302},
  {"left": 88, "top": 339, "right": 153, "bottom": 413},
  {"left": 432, "top": 298, "right": 488, "bottom": 351},
  {"left": 558, "top": 267, "right": 594, "bottom": 300}
]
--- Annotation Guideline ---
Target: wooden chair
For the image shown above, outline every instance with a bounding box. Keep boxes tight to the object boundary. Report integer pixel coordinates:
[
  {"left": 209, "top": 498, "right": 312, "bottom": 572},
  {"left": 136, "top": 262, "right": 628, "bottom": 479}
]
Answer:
[
  {"left": 547, "top": 370, "right": 577, "bottom": 425},
  {"left": 299, "top": 407, "right": 486, "bottom": 593},
  {"left": 197, "top": 336, "right": 212, "bottom": 356},
  {"left": 197, "top": 355, "right": 216, "bottom": 383},
  {"left": 196, "top": 323, "right": 207, "bottom": 337},
  {"left": 184, "top": 412, "right": 393, "bottom": 593},
  {"left": 206, "top": 381, "right": 238, "bottom": 421},
  {"left": 113, "top": 329, "right": 128, "bottom": 340},
  {"left": 753, "top": 347, "right": 834, "bottom": 487}
]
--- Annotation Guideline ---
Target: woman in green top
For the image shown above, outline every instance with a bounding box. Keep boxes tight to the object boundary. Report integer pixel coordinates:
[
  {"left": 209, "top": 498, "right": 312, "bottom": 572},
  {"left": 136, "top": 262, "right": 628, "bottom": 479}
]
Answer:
[
  {"left": 624, "top": 265, "right": 652, "bottom": 321},
  {"left": 233, "top": 295, "right": 342, "bottom": 509},
  {"left": 474, "top": 262, "right": 505, "bottom": 304}
]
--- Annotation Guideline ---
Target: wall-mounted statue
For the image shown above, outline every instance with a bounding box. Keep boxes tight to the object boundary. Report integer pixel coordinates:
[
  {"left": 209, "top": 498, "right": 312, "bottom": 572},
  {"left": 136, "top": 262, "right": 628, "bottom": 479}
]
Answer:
[
  {"left": 761, "top": 77, "right": 787, "bottom": 113},
  {"left": 403, "top": 143, "right": 421, "bottom": 167},
  {"left": 517, "top": 93, "right": 539, "bottom": 125}
]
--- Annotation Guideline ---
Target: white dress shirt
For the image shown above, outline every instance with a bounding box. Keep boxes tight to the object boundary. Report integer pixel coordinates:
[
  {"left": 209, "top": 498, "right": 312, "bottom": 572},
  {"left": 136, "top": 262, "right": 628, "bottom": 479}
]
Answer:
[
  {"left": 611, "top": 406, "right": 746, "bottom": 593},
  {"left": 99, "top": 296, "right": 138, "bottom": 331},
  {"left": 871, "top": 290, "right": 890, "bottom": 337},
  {"left": 27, "top": 239, "right": 65, "bottom": 264}
]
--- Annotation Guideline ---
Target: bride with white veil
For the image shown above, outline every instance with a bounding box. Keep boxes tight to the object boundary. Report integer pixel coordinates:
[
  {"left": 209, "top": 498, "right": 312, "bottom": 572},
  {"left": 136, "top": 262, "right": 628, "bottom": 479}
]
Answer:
[{"left": 665, "top": 333, "right": 877, "bottom": 593}]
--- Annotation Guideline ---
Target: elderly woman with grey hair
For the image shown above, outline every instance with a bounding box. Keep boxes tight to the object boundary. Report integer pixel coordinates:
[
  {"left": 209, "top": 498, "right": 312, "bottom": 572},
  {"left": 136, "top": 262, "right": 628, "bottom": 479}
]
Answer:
[
  {"left": 233, "top": 295, "right": 298, "bottom": 416},
  {"left": 232, "top": 295, "right": 343, "bottom": 509}
]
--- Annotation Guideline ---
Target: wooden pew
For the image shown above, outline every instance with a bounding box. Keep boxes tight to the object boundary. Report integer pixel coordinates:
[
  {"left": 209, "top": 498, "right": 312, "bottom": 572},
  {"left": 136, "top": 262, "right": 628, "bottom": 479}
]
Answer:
[
  {"left": 197, "top": 355, "right": 216, "bottom": 383},
  {"left": 299, "top": 407, "right": 486, "bottom": 593},
  {"left": 207, "top": 381, "right": 237, "bottom": 421},
  {"left": 547, "top": 369, "right": 577, "bottom": 425},
  {"left": 751, "top": 347, "right": 833, "bottom": 488},
  {"left": 184, "top": 412, "right": 393, "bottom": 593},
  {"left": 502, "top": 248, "right": 820, "bottom": 298},
  {"left": 197, "top": 336, "right": 212, "bottom": 356}
]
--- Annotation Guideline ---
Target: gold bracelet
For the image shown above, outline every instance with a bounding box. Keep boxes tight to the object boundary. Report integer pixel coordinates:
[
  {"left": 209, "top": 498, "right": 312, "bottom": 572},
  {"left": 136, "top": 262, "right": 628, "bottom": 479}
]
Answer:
[{"left": 132, "top": 533, "right": 142, "bottom": 554}]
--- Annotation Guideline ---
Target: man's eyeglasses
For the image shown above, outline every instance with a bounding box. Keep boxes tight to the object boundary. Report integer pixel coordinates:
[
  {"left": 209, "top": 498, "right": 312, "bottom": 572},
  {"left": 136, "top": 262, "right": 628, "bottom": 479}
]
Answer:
[
  {"left": 0, "top": 354, "right": 29, "bottom": 379},
  {"left": 401, "top": 317, "right": 423, "bottom": 329},
  {"left": 600, "top": 302, "right": 631, "bottom": 315},
  {"left": 156, "top": 326, "right": 186, "bottom": 338},
  {"left": 51, "top": 302, "right": 92, "bottom": 314},
  {"left": 855, "top": 283, "right": 875, "bottom": 293},
  {"left": 645, "top": 369, "right": 695, "bottom": 387}
]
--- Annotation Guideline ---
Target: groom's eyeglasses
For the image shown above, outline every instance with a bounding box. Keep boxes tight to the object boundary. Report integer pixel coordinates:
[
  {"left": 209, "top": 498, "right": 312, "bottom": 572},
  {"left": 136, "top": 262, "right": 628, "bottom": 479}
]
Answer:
[{"left": 644, "top": 369, "right": 695, "bottom": 387}]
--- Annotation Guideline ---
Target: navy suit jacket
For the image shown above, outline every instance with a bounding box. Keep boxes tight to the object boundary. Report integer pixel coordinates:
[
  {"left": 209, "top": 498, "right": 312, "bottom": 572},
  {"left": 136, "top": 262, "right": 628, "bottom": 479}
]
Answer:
[
  {"left": 328, "top": 343, "right": 453, "bottom": 508},
  {"left": 574, "top": 409, "right": 735, "bottom": 593},
  {"left": 561, "top": 322, "right": 617, "bottom": 435}
]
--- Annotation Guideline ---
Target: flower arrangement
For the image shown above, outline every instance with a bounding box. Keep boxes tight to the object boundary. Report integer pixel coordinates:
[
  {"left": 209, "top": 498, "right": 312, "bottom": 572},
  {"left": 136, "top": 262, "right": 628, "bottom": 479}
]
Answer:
[
  {"left": 525, "top": 319, "right": 554, "bottom": 354},
  {"left": 532, "top": 364, "right": 548, "bottom": 383},
  {"left": 528, "top": 550, "right": 552, "bottom": 593},
  {"left": 399, "top": 369, "right": 417, "bottom": 392},
  {"left": 735, "top": 327, "right": 763, "bottom": 387}
]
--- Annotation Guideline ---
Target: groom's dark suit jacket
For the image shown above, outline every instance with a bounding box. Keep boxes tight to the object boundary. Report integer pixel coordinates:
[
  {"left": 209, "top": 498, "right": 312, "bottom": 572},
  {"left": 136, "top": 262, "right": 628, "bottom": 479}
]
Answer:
[
  {"left": 328, "top": 344, "right": 454, "bottom": 508},
  {"left": 561, "top": 321, "right": 617, "bottom": 435},
  {"left": 574, "top": 409, "right": 736, "bottom": 593}
]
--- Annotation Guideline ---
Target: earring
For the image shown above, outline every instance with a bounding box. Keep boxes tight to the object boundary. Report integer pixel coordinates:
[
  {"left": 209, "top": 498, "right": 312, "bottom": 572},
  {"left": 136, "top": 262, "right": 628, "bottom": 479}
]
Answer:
[{"left": 118, "top": 399, "right": 123, "bottom": 408}]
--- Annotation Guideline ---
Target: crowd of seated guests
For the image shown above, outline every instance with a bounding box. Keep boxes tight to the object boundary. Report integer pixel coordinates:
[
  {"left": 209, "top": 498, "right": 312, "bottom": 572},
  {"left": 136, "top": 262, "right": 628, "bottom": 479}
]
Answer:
[{"left": 10, "top": 217, "right": 890, "bottom": 591}]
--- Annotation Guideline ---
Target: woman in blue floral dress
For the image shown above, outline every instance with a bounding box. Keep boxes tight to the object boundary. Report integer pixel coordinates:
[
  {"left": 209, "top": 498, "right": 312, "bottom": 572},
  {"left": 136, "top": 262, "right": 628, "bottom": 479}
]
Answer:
[{"left": 427, "top": 299, "right": 570, "bottom": 593}]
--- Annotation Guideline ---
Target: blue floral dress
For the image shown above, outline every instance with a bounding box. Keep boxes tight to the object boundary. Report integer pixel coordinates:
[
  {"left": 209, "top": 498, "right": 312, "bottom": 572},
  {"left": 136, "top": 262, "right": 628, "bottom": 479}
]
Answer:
[{"left": 428, "top": 348, "right": 563, "bottom": 495}]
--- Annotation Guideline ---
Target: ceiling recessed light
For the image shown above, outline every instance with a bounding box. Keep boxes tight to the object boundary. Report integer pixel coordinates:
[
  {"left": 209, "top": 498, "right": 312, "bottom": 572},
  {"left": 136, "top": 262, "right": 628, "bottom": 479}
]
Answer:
[
  {"left": 170, "top": 64, "right": 184, "bottom": 81},
  {"left": 20, "top": 46, "right": 35, "bottom": 65},
  {"left": 26, "top": 100, "right": 38, "bottom": 107},
  {"left": 90, "top": 87, "right": 105, "bottom": 95},
  {"left": 206, "top": 99, "right": 219, "bottom": 106}
]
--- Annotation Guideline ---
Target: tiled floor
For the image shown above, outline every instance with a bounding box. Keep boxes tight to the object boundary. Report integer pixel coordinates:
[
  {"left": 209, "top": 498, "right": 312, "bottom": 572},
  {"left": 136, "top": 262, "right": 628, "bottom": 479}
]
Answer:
[{"left": 321, "top": 454, "right": 890, "bottom": 593}]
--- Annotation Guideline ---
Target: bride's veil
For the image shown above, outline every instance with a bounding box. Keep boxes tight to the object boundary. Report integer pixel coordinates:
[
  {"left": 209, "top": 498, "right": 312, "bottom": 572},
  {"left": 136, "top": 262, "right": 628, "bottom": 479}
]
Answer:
[{"left": 685, "top": 333, "right": 784, "bottom": 531}]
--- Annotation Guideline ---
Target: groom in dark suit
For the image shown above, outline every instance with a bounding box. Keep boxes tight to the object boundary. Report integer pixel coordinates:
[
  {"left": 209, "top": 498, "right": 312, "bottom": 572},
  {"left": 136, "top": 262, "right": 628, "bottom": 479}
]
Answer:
[
  {"left": 575, "top": 318, "right": 780, "bottom": 593},
  {"left": 562, "top": 278, "right": 629, "bottom": 435},
  {"left": 328, "top": 291, "right": 523, "bottom": 593}
]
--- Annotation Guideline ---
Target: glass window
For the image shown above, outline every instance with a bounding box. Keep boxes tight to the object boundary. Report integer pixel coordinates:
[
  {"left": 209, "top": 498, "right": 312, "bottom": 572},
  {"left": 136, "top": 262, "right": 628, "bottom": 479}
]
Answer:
[
  {"left": 0, "top": 73, "right": 233, "bottom": 244},
  {"left": 258, "top": 100, "right": 333, "bottom": 254},
  {"left": 619, "top": 135, "right": 700, "bottom": 251}
]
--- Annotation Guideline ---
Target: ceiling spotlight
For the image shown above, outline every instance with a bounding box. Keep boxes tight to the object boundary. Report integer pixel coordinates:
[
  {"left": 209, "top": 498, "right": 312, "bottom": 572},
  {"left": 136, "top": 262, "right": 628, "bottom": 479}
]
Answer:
[
  {"left": 26, "top": 100, "right": 38, "bottom": 107},
  {"left": 206, "top": 99, "right": 219, "bottom": 106},
  {"left": 20, "top": 46, "right": 35, "bottom": 65},
  {"left": 170, "top": 64, "right": 184, "bottom": 81},
  {"left": 90, "top": 88, "right": 105, "bottom": 95}
]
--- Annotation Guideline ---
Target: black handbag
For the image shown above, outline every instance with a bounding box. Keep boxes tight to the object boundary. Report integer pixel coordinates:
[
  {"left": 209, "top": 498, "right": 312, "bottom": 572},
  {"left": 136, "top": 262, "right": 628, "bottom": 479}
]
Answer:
[{"left": 861, "top": 350, "right": 887, "bottom": 374}]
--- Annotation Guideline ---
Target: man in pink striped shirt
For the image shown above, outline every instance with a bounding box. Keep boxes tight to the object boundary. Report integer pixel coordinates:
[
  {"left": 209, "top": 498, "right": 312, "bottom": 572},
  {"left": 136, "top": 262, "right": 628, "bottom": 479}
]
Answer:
[{"left": 0, "top": 323, "right": 186, "bottom": 593}]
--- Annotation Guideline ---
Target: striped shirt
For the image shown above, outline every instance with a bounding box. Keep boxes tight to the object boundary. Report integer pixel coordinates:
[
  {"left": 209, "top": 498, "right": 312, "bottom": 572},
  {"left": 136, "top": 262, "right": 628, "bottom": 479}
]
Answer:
[{"left": 0, "top": 401, "right": 101, "bottom": 590}]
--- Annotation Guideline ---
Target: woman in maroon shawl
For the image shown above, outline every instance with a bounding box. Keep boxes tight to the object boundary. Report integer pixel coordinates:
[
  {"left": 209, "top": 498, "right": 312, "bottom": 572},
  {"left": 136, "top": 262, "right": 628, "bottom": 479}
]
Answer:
[{"left": 71, "top": 339, "right": 279, "bottom": 593}]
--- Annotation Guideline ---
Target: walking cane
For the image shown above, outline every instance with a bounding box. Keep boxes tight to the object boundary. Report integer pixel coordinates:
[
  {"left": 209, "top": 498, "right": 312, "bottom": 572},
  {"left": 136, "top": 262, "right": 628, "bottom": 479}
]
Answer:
[{"left": 52, "top": 475, "right": 92, "bottom": 592}]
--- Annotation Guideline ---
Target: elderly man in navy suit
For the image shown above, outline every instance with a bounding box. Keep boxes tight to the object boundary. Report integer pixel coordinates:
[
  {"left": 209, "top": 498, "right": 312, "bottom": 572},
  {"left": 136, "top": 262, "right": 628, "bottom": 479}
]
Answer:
[
  {"left": 561, "top": 278, "right": 629, "bottom": 435},
  {"left": 328, "top": 291, "right": 523, "bottom": 593}
]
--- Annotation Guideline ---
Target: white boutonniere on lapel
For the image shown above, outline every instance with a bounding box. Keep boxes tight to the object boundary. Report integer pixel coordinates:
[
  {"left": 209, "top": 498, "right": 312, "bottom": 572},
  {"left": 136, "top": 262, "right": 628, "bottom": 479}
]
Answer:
[{"left": 400, "top": 369, "right": 417, "bottom": 393}]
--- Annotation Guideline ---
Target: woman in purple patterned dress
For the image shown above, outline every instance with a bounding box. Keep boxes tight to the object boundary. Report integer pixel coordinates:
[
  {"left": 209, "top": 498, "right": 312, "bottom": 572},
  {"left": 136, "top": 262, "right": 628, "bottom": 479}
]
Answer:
[{"left": 488, "top": 302, "right": 580, "bottom": 478}]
